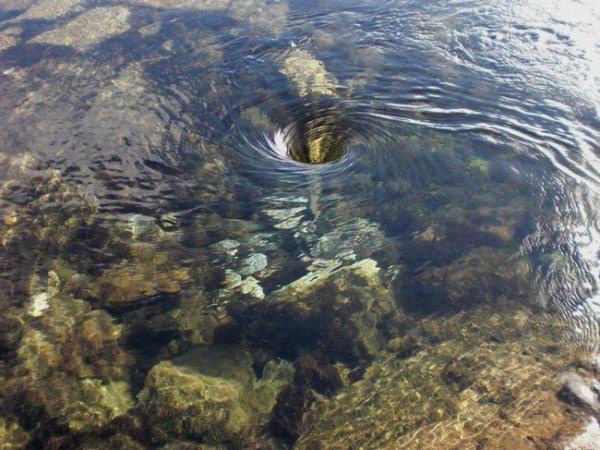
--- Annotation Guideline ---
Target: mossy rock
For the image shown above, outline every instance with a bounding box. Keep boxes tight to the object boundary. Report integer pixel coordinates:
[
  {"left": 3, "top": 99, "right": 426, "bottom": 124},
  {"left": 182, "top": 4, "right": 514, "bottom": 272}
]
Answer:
[{"left": 138, "top": 346, "right": 294, "bottom": 445}]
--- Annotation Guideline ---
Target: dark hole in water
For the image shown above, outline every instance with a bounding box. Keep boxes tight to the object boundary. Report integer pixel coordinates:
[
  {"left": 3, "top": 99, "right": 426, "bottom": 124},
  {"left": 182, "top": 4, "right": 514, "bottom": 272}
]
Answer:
[
  {"left": 284, "top": 114, "right": 347, "bottom": 164},
  {"left": 288, "top": 132, "right": 346, "bottom": 164}
]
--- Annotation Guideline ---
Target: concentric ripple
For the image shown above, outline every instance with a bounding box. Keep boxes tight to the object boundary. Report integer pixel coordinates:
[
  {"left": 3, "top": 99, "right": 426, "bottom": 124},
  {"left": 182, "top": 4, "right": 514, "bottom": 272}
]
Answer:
[
  {"left": 2, "top": 0, "right": 600, "bottom": 446},
  {"left": 210, "top": 0, "right": 600, "bottom": 365},
  {"left": 1, "top": 0, "right": 600, "bottom": 373}
]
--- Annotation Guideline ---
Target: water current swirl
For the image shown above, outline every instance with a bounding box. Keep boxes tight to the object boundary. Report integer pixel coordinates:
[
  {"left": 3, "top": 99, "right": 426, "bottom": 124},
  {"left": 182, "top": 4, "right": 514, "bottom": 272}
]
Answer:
[{"left": 1, "top": 0, "right": 600, "bottom": 445}]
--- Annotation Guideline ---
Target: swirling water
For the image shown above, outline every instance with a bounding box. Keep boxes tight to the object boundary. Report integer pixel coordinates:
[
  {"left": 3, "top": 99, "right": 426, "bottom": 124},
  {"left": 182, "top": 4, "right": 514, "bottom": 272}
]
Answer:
[{"left": 1, "top": 0, "right": 600, "bottom": 447}]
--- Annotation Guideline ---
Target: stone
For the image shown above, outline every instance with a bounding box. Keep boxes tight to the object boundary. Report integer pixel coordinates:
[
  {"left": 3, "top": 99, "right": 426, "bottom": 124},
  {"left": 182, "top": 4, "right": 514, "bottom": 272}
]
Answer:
[
  {"left": 159, "top": 213, "right": 181, "bottom": 231},
  {"left": 0, "top": 29, "right": 19, "bottom": 52},
  {"left": 564, "top": 417, "right": 600, "bottom": 450},
  {"left": 240, "top": 106, "right": 277, "bottom": 132},
  {"left": 238, "top": 276, "right": 265, "bottom": 299},
  {"left": 0, "top": 172, "right": 98, "bottom": 297},
  {"left": 239, "top": 253, "right": 268, "bottom": 276},
  {"left": 558, "top": 371, "right": 600, "bottom": 414},
  {"left": 229, "top": 0, "right": 289, "bottom": 37},
  {"left": 27, "top": 291, "right": 50, "bottom": 317},
  {"left": 232, "top": 259, "right": 404, "bottom": 363},
  {"left": 0, "top": 417, "right": 30, "bottom": 449},
  {"left": 221, "top": 269, "right": 265, "bottom": 300},
  {"left": 88, "top": 260, "right": 191, "bottom": 306},
  {"left": 2, "top": 292, "right": 135, "bottom": 433},
  {"left": 279, "top": 49, "right": 338, "bottom": 98},
  {"left": 174, "top": 289, "right": 225, "bottom": 346},
  {"left": 309, "top": 218, "right": 387, "bottom": 261},
  {"left": 293, "top": 354, "right": 343, "bottom": 395},
  {"left": 263, "top": 206, "right": 306, "bottom": 230},
  {"left": 139, "top": 360, "right": 251, "bottom": 443},
  {"left": 127, "top": 0, "right": 229, "bottom": 10},
  {"left": 406, "top": 246, "right": 531, "bottom": 312},
  {"left": 269, "top": 385, "right": 316, "bottom": 441},
  {"left": 30, "top": 6, "right": 131, "bottom": 50},
  {"left": 211, "top": 239, "right": 241, "bottom": 256},
  {"left": 294, "top": 303, "right": 586, "bottom": 449},
  {"left": 387, "top": 335, "right": 423, "bottom": 358},
  {"left": 20, "top": 0, "right": 84, "bottom": 20},
  {"left": 0, "top": 0, "right": 34, "bottom": 8},
  {"left": 138, "top": 346, "right": 294, "bottom": 444}
]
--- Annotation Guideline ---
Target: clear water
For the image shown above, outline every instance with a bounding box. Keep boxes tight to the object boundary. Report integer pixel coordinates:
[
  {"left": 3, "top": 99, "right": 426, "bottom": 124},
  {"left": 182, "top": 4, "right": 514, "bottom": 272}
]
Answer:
[{"left": 1, "top": 0, "right": 600, "bottom": 448}]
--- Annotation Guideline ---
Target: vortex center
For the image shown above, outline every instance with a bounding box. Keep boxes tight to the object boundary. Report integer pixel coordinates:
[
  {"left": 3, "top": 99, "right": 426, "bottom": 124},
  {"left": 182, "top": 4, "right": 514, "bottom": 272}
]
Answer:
[
  {"left": 284, "top": 117, "right": 346, "bottom": 164},
  {"left": 289, "top": 134, "right": 345, "bottom": 164}
]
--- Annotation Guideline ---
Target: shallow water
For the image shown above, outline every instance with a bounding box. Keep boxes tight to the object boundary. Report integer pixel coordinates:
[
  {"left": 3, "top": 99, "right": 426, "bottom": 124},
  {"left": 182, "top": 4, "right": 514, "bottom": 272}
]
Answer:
[{"left": 1, "top": 0, "right": 600, "bottom": 448}]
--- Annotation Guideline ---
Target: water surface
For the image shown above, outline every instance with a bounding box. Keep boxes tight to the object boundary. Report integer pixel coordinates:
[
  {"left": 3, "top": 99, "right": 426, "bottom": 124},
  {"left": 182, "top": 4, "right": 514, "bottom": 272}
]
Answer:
[{"left": 1, "top": 0, "right": 600, "bottom": 448}]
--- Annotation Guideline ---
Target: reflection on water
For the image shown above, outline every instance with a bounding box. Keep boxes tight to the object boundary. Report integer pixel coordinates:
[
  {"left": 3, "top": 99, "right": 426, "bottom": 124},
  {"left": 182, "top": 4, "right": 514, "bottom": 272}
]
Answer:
[{"left": 1, "top": 0, "right": 600, "bottom": 447}]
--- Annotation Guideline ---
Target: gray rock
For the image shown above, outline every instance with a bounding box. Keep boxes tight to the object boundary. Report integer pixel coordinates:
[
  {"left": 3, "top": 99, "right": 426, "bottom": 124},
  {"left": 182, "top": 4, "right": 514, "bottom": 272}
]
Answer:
[
  {"left": 239, "top": 253, "right": 268, "bottom": 275},
  {"left": 559, "top": 371, "right": 600, "bottom": 414}
]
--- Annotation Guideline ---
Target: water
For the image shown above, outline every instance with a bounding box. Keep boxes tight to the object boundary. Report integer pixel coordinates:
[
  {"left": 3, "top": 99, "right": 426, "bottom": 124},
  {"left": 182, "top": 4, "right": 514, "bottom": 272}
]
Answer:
[{"left": 1, "top": 0, "right": 600, "bottom": 448}]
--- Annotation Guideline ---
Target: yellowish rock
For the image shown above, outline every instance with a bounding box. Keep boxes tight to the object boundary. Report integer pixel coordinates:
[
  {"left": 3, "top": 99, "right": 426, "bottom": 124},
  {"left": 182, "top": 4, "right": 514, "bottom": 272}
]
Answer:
[
  {"left": 279, "top": 49, "right": 338, "bottom": 97},
  {"left": 4, "top": 293, "right": 135, "bottom": 433},
  {"left": 295, "top": 304, "right": 587, "bottom": 449},
  {"left": 91, "top": 261, "right": 191, "bottom": 305},
  {"left": 0, "top": 31, "right": 18, "bottom": 52},
  {"left": 138, "top": 346, "right": 293, "bottom": 444},
  {"left": 128, "top": 0, "right": 229, "bottom": 10},
  {"left": 20, "top": 0, "right": 84, "bottom": 20},
  {"left": 0, "top": 0, "right": 34, "bottom": 9},
  {"left": 30, "top": 6, "right": 130, "bottom": 50},
  {"left": 229, "top": 0, "right": 289, "bottom": 36},
  {"left": 0, "top": 417, "right": 30, "bottom": 449}
]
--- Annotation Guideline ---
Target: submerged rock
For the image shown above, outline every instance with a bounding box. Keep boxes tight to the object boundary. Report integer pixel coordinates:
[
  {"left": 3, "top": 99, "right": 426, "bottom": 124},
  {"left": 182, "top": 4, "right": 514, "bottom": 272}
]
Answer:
[
  {"left": 88, "top": 257, "right": 191, "bottom": 307},
  {"left": 20, "top": 0, "right": 84, "bottom": 20},
  {"left": 564, "top": 417, "right": 600, "bottom": 450},
  {"left": 309, "top": 217, "right": 387, "bottom": 261},
  {"left": 239, "top": 253, "right": 268, "bottom": 276},
  {"left": 174, "top": 289, "right": 228, "bottom": 346},
  {"left": 239, "top": 106, "right": 278, "bottom": 133},
  {"left": 279, "top": 49, "right": 338, "bottom": 98},
  {"left": 0, "top": 170, "right": 97, "bottom": 249},
  {"left": 262, "top": 205, "right": 307, "bottom": 230},
  {"left": 270, "top": 385, "right": 316, "bottom": 442},
  {"left": 128, "top": 0, "right": 229, "bottom": 10},
  {"left": 138, "top": 346, "right": 294, "bottom": 445},
  {"left": 294, "top": 303, "right": 586, "bottom": 449},
  {"left": 221, "top": 269, "right": 265, "bottom": 300},
  {"left": 30, "top": 6, "right": 131, "bottom": 50},
  {"left": 0, "top": 28, "right": 19, "bottom": 52},
  {"left": 1, "top": 291, "right": 135, "bottom": 433},
  {"left": 404, "top": 246, "right": 531, "bottom": 313},
  {"left": 0, "top": 417, "right": 30, "bottom": 449},
  {"left": 558, "top": 371, "right": 600, "bottom": 415},
  {"left": 229, "top": 0, "right": 289, "bottom": 36},
  {"left": 0, "top": 0, "right": 35, "bottom": 9},
  {"left": 0, "top": 171, "right": 98, "bottom": 298},
  {"left": 232, "top": 258, "right": 404, "bottom": 363}
]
